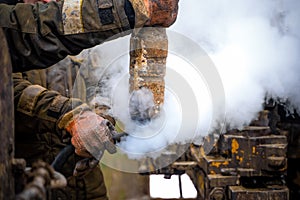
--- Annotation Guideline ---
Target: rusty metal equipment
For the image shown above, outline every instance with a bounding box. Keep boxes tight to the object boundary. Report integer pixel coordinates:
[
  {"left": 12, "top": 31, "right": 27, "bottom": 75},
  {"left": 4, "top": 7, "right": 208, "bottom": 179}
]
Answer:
[
  {"left": 129, "top": 28, "right": 168, "bottom": 122},
  {"left": 188, "top": 125, "right": 288, "bottom": 200},
  {"left": 15, "top": 160, "right": 67, "bottom": 200},
  {"left": 141, "top": 109, "right": 291, "bottom": 200}
]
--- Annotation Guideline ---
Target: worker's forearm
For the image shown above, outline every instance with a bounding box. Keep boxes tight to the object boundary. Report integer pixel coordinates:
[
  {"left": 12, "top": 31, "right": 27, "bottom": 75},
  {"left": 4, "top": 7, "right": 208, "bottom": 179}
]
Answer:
[
  {"left": 0, "top": 0, "right": 132, "bottom": 72},
  {"left": 13, "top": 73, "right": 84, "bottom": 136}
]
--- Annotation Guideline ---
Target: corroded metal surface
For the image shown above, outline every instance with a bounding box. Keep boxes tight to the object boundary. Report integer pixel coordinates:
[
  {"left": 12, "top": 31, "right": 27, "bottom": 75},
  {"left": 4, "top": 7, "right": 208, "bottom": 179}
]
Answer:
[
  {"left": 16, "top": 160, "right": 67, "bottom": 200},
  {"left": 129, "top": 28, "right": 167, "bottom": 107},
  {"left": 202, "top": 129, "right": 288, "bottom": 176},
  {"left": 229, "top": 185, "right": 289, "bottom": 200},
  {"left": 0, "top": 29, "right": 14, "bottom": 200},
  {"left": 141, "top": 109, "right": 290, "bottom": 199},
  {"left": 188, "top": 121, "right": 288, "bottom": 199}
]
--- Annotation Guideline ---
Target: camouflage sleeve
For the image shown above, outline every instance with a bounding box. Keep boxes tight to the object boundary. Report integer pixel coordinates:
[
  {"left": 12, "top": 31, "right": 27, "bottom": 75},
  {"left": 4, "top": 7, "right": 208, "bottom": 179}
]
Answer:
[
  {"left": 0, "top": 0, "right": 133, "bottom": 72},
  {"left": 13, "top": 73, "right": 85, "bottom": 137}
]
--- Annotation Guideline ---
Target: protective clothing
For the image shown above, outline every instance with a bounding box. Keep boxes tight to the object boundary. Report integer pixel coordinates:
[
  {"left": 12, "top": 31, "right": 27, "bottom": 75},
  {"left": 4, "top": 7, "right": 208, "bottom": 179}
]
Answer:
[
  {"left": 0, "top": 0, "right": 132, "bottom": 72},
  {"left": 0, "top": 0, "right": 179, "bottom": 73},
  {"left": 13, "top": 57, "right": 111, "bottom": 200},
  {"left": 4, "top": 0, "right": 180, "bottom": 199},
  {"left": 73, "top": 157, "right": 99, "bottom": 178}
]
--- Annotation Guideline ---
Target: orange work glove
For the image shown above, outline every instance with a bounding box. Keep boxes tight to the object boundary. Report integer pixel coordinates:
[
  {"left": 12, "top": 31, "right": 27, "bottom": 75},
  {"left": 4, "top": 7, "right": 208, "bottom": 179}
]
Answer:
[{"left": 58, "top": 104, "right": 117, "bottom": 160}]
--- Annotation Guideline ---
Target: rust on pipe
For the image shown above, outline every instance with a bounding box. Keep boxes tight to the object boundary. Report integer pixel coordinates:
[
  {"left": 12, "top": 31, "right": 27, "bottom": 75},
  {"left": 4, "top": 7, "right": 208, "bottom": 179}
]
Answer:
[{"left": 129, "top": 28, "right": 168, "bottom": 121}]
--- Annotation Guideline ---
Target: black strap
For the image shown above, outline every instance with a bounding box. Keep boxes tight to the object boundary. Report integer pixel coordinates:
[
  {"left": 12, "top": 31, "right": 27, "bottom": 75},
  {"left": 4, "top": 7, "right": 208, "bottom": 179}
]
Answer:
[
  {"left": 51, "top": 145, "right": 75, "bottom": 172},
  {"left": 124, "top": 0, "right": 135, "bottom": 28}
]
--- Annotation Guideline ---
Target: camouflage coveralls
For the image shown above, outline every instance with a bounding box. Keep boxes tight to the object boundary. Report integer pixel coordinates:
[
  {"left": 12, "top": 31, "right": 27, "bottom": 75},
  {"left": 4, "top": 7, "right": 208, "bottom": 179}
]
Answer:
[
  {"left": 13, "top": 56, "right": 110, "bottom": 200},
  {"left": 0, "top": 0, "right": 134, "bottom": 198},
  {"left": 0, "top": 0, "right": 134, "bottom": 72}
]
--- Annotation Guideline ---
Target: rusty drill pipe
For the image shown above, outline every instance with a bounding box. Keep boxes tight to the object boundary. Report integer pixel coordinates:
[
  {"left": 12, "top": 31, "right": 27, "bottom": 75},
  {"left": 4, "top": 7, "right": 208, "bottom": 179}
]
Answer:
[{"left": 129, "top": 28, "right": 168, "bottom": 123}]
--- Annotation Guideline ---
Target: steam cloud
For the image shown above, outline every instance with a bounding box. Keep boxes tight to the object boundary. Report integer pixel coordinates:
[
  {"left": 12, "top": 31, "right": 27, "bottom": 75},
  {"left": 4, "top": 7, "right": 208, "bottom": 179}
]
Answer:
[
  {"left": 82, "top": 0, "right": 300, "bottom": 159},
  {"left": 172, "top": 0, "right": 300, "bottom": 128}
]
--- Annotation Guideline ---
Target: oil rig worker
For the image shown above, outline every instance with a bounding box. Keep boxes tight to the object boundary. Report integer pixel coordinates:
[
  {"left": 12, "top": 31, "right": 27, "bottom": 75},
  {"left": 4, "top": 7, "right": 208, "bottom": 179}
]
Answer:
[
  {"left": 13, "top": 56, "right": 116, "bottom": 199},
  {"left": 1, "top": 0, "right": 179, "bottom": 199},
  {"left": 0, "top": 0, "right": 179, "bottom": 72}
]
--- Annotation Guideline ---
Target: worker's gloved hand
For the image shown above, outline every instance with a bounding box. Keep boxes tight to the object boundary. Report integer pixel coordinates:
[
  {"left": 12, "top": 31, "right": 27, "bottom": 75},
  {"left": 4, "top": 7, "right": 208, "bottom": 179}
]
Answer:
[
  {"left": 59, "top": 105, "right": 117, "bottom": 160},
  {"left": 129, "top": 0, "right": 179, "bottom": 28},
  {"left": 67, "top": 111, "right": 117, "bottom": 159},
  {"left": 89, "top": 96, "right": 116, "bottom": 126}
]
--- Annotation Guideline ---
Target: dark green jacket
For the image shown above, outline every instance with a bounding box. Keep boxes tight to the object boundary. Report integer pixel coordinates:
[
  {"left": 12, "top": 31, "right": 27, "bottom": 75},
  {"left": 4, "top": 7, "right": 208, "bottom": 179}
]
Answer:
[
  {"left": 0, "top": 0, "right": 132, "bottom": 72},
  {"left": 14, "top": 56, "right": 108, "bottom": 200},
  {"left": 0, "top": 0, "right": 134, "bottom": 198}
]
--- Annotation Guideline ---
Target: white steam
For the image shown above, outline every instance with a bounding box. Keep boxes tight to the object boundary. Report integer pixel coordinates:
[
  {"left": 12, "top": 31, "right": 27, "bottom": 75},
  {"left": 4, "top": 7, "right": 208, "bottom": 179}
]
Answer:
[
  {"left": 85, "top": 51, "right": 185, "bottom": 158},
  {"left": 81, "top": 0, "right": 300, "bottom": 159},
  {"left": 172, "top": 0, "right": 300, "bottom": 128}
]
